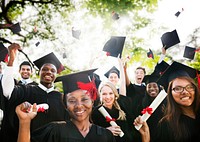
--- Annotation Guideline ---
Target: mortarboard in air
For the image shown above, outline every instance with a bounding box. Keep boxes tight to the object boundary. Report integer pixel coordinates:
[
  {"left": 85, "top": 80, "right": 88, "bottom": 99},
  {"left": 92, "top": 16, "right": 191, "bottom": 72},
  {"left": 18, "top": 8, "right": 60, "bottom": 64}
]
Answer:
[
  {"left": 72, "top": 27, "right": 81, "bottom": 39},
  {"left": 35, "top": 41, "right": 40, "bottom": 47},
  {"left": 157, "top": 61, "right": 198, "bottom": 90},
  {"left": 55, "top": 68, "right": 98, "bottom": 100},
  {"left": 183, "top": 46, "right": 196, "bottom": 60},
  {"left": 103, "top": 36, "right": 126, "bottom": 58},
  {"left": 33, "top": 52, "right": 65, "bottom": 73},
  {"left": 104, "top": 66, "right": 120, "bottom": 78},
  {"left": 0, "top": 42, "right": 9, "bottom": 62},
  {"left": 63, "top": 53, "right": 67, "bottom": 59},
  {"left": 175, "top": 8, "right": 184, "bottom": 17},
  {"left": 152, "top": 60, "right": 170, "bottom": 76},
  {"left": 161, "top": 29, "right": 180, "bottom": 50},
  {"left": 175, "top": 11, "right": 181, "bottom": 17},
  {"left": 10, "top": 22, "right": 21, "bottom": 34},
  {"left": 147, "top": 48, "right": 154, "bottom": 59},
  {"left": 112, "top": 11, "right": 120, "bottom": 20}
]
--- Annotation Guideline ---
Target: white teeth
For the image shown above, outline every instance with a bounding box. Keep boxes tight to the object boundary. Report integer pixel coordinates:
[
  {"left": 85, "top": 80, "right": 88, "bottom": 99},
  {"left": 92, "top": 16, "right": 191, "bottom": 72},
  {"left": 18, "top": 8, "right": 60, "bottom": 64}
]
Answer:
[
  {"left": 181, "top": 96, "right": 190, "bottom": 100},
  {"left": 76, "top": 110, "right": 84, "bottom": 114},
  {"left": 45, "top": 76, "right": 51, "bottom": 79}
]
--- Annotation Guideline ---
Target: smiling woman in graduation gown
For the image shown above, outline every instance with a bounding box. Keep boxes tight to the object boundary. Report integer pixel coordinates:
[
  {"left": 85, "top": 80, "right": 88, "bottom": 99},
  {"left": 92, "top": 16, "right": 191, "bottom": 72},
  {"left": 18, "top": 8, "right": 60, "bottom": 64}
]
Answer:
[
  {"left": 16, "top": 69, "right": 116, "bottom": 142},
  {"left": 92, "top": 82, "right": 134, "bottom": 142}
]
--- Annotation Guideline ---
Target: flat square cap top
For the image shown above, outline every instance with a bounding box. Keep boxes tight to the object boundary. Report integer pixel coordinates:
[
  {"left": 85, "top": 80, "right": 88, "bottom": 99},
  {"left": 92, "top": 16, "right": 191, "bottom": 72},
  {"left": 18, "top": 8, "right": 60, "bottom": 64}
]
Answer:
[
  {"left": 103, "top": 36, "right": 126, "bottom": 58},
  {"left": 10, "top": 22, "right": 21, "bottom": 34},
  {"left": 161, "top": 29, "right": 180, "bottom": 50},
  {"left": 183, "top": 46, "right": 196, "bottom": 60},
  {"left": 55, "top": 68, "right": 98, "bottom": 100},
  {"left": 157, "top": 61, "right": 197, "bottom": 90},
  {"left": 104, "top": 66, "right": 120, "bottom": 78},
  {"left": 33, "top": 52, "right": 65, "bottom": 73},
  {"left": 0, "top": 42, "right": 8, "bottom": 62}
]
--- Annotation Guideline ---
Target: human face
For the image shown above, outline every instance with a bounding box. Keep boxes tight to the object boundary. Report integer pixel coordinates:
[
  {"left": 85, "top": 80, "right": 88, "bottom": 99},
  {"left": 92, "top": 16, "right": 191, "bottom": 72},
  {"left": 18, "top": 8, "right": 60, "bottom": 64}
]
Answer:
[
  {"left": 66, "top": 90, "right": 93, "bottom": 122},
  {"left": 100, "top": 85, "right": 115, "bottom": 109},
  {"left": 108, "top": 73, "right": 119, "bottom": 86},
  {"left": 146, "top": 82, "right": 159, "bottom": 98},
  {"left": 19, "top": 65, "right": 32, "bottom": 79},
  {"left": 39, "top": 63, "right": 57, "bottom": 87},
  {"left": 171, "top": 78, "right": 195, "bottom": 107},
  {"left": 135, "top": 69, "right": 145, "bottom": 84}
]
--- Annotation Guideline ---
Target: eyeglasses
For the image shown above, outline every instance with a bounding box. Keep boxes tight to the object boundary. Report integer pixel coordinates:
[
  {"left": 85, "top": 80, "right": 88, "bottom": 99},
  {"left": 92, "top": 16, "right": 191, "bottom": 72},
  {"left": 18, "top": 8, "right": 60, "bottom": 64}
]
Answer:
[{"left": 172, "top": 85, "right": 195, "bottom": 93}]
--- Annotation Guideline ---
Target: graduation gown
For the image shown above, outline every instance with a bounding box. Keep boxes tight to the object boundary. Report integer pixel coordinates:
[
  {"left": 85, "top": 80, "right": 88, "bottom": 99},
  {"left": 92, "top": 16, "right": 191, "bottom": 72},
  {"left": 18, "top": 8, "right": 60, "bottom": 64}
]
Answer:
[
  {"left": 1, "top": 85, "right": 68, "bottom": 142},
  {"left": 0, "top": 79, "right": 8, "bottom": 138},
  {"left": 17, "top": 80, "right": 38, "bottom": 86},
  {"left": 126, "top": 82, "right": 146, "bottom": 115},
  {"left": 31, "top": 121, "right": 116, "bottom": 142},
  {"left": 153, "top": 114, "right": 200, "bottom": 142},
  {"left": 92, "top": 97, "right": 134, "bottom": 142}
]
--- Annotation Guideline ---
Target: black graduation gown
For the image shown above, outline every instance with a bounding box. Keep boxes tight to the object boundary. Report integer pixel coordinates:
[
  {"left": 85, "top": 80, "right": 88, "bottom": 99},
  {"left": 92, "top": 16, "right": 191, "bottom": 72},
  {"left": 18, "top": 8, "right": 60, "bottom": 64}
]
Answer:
[
  {"left": 126, "top": 82, "right": 146, "bottom": 115},
  {"left": 0, "top": 79, "right": 8, "bottom": 139},
  {"left": 153, "top": 114, "right": 200, "bottom": 142},
  {"left": 17, "top": 80, "right": 38, "bottom": 86},
  {"left": 1, "top": 85, "right": 68, "bottom": 142},
  {"left": 92, "top": 101, "right": 134, "bottom": 142},
  {"left": 31, "top": 121, "right": 116, "bottom": 142}
]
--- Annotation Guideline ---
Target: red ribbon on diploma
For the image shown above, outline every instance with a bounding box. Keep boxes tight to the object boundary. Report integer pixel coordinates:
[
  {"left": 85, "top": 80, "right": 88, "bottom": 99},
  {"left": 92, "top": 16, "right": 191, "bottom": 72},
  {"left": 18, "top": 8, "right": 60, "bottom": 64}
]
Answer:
[
  {"left": 106, "top": 116, "right": 116, "bottom": 122},
  {"left": 38, "top": 107, "right": 45, "bottom": 112},
  {"left": 141, "top": 106, "right": 153, "bottom": 115}
]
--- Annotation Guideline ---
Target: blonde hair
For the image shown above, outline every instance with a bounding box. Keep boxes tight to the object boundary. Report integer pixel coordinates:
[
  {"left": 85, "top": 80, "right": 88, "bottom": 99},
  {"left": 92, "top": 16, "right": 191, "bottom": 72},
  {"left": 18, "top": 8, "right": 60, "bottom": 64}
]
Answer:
[{"left": 98, "top": 81, "right": 126, "bottom": 120}]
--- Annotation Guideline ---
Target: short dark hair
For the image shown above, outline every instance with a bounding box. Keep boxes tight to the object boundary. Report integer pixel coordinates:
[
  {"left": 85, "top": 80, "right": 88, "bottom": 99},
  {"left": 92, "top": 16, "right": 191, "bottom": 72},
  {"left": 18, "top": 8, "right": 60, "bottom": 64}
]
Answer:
[
  {"left": 19, "top": 61, "right": 32, "bottom": 70},
  {"left": 136, "top": 67, "right": 146, "bottom": 74}
]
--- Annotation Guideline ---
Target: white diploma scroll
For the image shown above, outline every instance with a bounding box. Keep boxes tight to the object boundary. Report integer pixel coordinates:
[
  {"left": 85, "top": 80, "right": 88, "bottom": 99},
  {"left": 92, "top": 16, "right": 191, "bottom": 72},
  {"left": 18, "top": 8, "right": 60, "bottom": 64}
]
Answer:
[
  {"left": 135, "top": 89, "right": 167, "bottom": 130},
  {"left": 98, "top": 106, "right": 124, "bottom": 137},
  {"left": 22, "top": 102, "right": 49, "bottom": 113}
]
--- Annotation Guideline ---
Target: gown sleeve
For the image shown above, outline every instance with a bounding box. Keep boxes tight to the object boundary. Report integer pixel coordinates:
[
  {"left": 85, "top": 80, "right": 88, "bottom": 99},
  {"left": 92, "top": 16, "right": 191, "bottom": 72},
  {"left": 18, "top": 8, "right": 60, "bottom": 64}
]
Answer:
[{"left": 31, "top": 121, "right": 66, "bottom": 142}]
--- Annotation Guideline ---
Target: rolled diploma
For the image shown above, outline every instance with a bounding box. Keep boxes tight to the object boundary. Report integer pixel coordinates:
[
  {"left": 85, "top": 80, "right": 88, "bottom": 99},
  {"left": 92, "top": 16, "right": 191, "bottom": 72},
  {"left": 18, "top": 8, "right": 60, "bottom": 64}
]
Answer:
[
  {"left": 135, "top": 89, "right": 167, "bottom": 130},
  {"left": 98, "top": 106, "right": 124, "bottom": 137},
  {"left": 22, "top": 102, "right": 49, "bottom": 112}
]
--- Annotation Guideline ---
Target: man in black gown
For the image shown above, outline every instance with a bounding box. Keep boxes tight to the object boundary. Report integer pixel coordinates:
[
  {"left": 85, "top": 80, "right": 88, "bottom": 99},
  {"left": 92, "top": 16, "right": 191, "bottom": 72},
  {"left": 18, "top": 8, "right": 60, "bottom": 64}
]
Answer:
[{"left": 1, "top": 43, "right": 68, "bottom": 142}]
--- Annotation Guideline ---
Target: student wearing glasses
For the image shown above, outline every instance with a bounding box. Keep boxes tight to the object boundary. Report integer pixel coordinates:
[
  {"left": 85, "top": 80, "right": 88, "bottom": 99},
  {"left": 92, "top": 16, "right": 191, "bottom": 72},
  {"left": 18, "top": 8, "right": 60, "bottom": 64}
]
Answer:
[{"left": 134, "top": 61, "right": 200, "bottom": 142}]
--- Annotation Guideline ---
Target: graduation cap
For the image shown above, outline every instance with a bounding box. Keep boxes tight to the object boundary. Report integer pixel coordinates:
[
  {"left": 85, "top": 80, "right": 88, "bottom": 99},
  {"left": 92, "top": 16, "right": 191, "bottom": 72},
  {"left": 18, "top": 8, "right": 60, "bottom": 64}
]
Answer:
[
  {"left": 157, "top": 61, "right": 198, "bottom": 90},
  {"left": 183, "top": 46, "right": 196, "bottom": 60},
  {"left": 104, "top": 66, "right": 120, "bottom": 78},
  {"left": 175, "top": 11, "right": 181, "bottom": 17},
  {"left": 72, "top": 27, "right": 81, "bottom": 39},
  {"left": 147, "top": 49, "right": 154, "bottom": 59},
  {"left": 112, "top": 11, "right": 120, "bottom": 20},
  {"left": 55, "top": 68, "right": 98, "bottom": 100},
  {"left": 63, "top": 53, "right": 67, "bottom": 59},
  {"left": 10, "top": 23, "right": 21, "bottom": 34},
  {"left": 161, "top": 29, "right": 180, "bottom": 50},
  {"left": 103, "top": 36, "right": 126, "bottom": 58},
  {"left": 33, "top": 52, "right": 65, "bottom": 73},
  {"left": 152, "top": 60, "right": 170, "bottom": 76},
  {"left": 35, "top": 41, "right": 40, "bottom": 47},
  {"left": 175, "top": 8, "right": 184, "bottom": 17},
  {"left": 142, "top": 74, "right": 160, "bottom": 85},
  {"left": 0, "top": 42, "right": 9, "bottom": 62}
]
